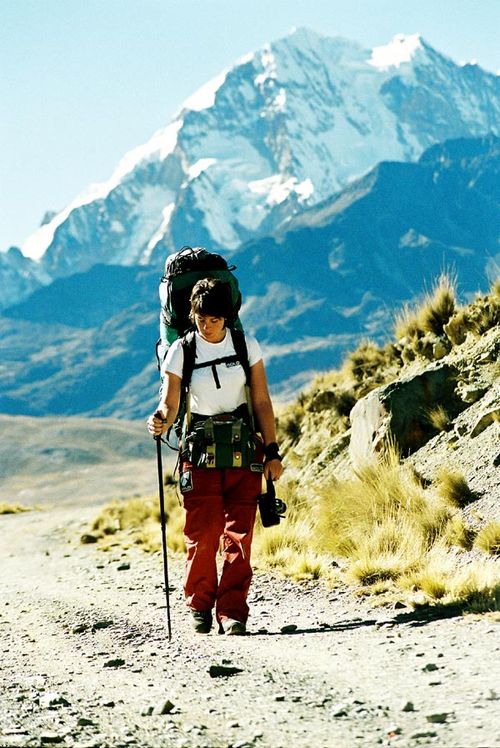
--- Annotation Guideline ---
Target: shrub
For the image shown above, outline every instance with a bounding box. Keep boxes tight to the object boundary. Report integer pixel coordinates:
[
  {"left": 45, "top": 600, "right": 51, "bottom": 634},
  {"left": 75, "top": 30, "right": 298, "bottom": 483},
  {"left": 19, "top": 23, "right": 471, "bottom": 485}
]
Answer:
[
  {"left": 435, "top": 468, "right": 477, "bottom": 508},
  {"left": 474, "top": 522, "right": 500, "bottom": 555},
  {"left": 0, "top": 503, "right": 31, "bottom": 514},
  {"left": 417, "top": 274, "right": 456, "bottom": 335},
  {"left": 425, "top": 405, "right": 452, "bottom": 432},
  {"left": 394, "top": 274, "right": 456, "bottom": 343},
  {"left": 86, "top": 489, "right": 185, "bottom": 553}
]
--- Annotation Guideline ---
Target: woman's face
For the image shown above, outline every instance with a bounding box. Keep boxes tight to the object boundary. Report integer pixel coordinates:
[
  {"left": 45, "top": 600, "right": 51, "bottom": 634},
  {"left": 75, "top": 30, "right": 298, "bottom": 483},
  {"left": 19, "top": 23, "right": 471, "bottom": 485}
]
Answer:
[{"left": 194, "top": 314, "right": 226, "bottom": 343}]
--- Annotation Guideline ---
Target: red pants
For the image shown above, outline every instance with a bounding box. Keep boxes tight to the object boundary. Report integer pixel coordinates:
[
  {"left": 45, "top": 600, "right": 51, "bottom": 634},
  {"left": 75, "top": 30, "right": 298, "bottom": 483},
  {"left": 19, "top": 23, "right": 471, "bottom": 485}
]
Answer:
[{"left": 180, "top": 465, "right": 262, "bottom": 624}]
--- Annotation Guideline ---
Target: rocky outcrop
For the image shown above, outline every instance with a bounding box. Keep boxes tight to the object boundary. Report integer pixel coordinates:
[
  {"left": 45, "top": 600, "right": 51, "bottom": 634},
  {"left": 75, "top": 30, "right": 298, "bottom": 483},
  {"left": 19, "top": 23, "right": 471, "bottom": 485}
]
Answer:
[
  {"left": 348, "top": 321, "right": 500, "bottom": 469},
  {"left": 349, "top": 363, "right": 465, "bottom": 467}
]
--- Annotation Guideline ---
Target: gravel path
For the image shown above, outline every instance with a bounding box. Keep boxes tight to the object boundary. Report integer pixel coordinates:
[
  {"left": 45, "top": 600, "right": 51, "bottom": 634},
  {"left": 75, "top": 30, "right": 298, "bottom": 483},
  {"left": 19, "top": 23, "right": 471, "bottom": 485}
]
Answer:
[{"left": 1, "top": 503, "right": 499, "bottom": 748}]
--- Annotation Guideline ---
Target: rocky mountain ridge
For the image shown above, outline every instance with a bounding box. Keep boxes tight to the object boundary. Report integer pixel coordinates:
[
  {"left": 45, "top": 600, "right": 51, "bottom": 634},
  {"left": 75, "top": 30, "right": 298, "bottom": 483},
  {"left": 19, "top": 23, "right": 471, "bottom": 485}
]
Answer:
[
  {"left": 0, "top": 136, "right": 498, "bottom": 417},
  {"left": 2, "top": 28, "right": 500, "bottom": 308}
]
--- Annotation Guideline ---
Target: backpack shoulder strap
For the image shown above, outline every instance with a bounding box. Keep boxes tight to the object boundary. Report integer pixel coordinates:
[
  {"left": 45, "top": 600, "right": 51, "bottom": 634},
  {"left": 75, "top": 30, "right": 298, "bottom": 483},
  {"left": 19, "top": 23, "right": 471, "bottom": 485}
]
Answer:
[
  {"left": 229, "top": 328, "right": 251, "bottom": 385},
  {"left": 180, "top": 330, "right": 196, "bottom": 390}
]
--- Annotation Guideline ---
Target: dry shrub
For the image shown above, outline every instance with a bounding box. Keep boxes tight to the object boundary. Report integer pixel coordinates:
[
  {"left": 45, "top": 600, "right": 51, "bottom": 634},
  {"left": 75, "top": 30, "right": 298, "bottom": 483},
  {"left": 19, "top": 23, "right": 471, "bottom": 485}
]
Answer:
[
  {"left": 435, "top": 468, "right": 477, "bottom": 508},
  {"left": 395, "top": 274, "right": 456, "bottom": 343},
  {"left": 401, "top": 547, "right": 500, "bottom": 612},
  {"left": 86, "top": 489, "right": 185, "bottom": 553},
  {"left": 425, "top": 405, "right": 452, "bottom": 432},
  {"left": 443, "top": 514, "right": 477, "bottom": 550},
  {"left": 474, "top": 522, "right": 500, "bottom": 555},
  {"left": 277, "top": 402, "right": 305, "bottom": 445},
  {"left": 0, "top": 503, "right": 31, "bottom": 514},
  {"left": 394, "top": 305, "right": 421, "bottom": 343},
  {"left": 343, "top": 340, "right": 394, "bottom": 388},
  {"left": 312, "top": 449, "right": 458, "bottom": 585},
  {"left": 417, "top": 274, "right": 456, "bottom": 335},
  {"left": 447, "top": 564, "right": 500, "bottom": 613}
]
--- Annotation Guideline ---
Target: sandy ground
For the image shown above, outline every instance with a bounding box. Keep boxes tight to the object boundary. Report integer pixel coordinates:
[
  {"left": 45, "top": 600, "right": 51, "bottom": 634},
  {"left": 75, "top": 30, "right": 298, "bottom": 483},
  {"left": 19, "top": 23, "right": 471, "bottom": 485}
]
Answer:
[{"left": 1, "top": 492, "right": 499, "bottom": 748}]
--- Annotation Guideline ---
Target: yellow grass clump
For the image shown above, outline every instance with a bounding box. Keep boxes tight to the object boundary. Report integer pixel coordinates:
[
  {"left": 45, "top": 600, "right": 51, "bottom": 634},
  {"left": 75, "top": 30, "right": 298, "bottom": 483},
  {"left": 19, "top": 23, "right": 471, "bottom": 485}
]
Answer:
[
  {"left": 259, "top": 448, "right": 500, "bottom": 611},
  {"left": 435, "top": 468, "right": 477, "bottom": 508},
  {"left": 0, "top": 503, "right": 31, "bottom": 514},
  {"left": 395, "top": 273, "right": 456, "bottom": 342},
  {"left": 85, "top": 485, "right": 185, "bottom": 554},
  {"left": 425, "top": 404, "right": 452, "bottom": 432},
  {"left": 474, "top": 522, "right": 500, "bottom": 556}
]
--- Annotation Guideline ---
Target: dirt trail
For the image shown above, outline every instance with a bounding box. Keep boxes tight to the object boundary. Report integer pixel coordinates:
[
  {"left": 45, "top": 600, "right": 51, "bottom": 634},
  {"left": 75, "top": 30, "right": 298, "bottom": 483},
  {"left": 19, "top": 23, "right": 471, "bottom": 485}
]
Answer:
[{"left": 1, "top": 503, "right": 499, "bottom": 748}]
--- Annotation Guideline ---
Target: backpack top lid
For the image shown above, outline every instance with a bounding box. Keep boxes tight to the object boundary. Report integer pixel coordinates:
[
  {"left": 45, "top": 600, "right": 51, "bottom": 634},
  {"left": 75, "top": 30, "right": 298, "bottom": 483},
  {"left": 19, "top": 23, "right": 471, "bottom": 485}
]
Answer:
[
  {"left": 157, "top": 246, "right": 243, "bottom": 362},
  {"left": 164, "top": 246, "right": 235, "bottom": 279}
]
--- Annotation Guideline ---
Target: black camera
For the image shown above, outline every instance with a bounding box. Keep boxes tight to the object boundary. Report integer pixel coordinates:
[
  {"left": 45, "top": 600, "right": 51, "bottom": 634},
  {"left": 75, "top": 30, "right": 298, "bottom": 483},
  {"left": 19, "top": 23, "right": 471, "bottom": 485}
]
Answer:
[{"left": 259, "top": 478, "right": 287, "bottom": 527}]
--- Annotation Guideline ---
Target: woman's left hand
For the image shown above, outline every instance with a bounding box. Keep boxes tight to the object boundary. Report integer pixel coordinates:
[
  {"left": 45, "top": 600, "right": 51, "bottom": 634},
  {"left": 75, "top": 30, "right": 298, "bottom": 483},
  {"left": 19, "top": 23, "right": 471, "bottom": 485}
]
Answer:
[{"left": 264, "top": 458, "right": 284, "bottom": 481}]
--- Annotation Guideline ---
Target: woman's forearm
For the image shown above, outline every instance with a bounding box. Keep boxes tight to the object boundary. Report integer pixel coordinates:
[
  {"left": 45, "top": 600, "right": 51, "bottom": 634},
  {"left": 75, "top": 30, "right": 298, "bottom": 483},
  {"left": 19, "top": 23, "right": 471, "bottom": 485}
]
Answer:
[{"left": 252, "top": 396, "right": 278, "bottom": 446}]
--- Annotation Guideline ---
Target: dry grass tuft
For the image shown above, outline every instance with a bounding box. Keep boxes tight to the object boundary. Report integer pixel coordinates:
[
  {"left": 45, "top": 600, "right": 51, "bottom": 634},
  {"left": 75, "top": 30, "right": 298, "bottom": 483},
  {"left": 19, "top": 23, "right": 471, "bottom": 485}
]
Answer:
[
  {"left": 443, "top": 308, "right": 470, "bottom": 346},
  {"left": 446, "top": 564, "right": 500, "bottom": 613},
  {"left": 86, "top": 488, "right": 185, "bottom": 554},
  {"left": 425, "top": 405, "right": 453, "bottom": 432},
  {"left": 0, "top": 503, "right": 31, "bottom": 514},
  {"left": 395, "top": 274, "right": 456, "bottom": 343},
  {"left": 418, "top": 275, "right": 456, "bottom": 335},
  {"left": 474, "top": 522, "right": 500, "bottom": 556},
  {"left": 435, "top": 468, "right": 477, "bottom": 508}
]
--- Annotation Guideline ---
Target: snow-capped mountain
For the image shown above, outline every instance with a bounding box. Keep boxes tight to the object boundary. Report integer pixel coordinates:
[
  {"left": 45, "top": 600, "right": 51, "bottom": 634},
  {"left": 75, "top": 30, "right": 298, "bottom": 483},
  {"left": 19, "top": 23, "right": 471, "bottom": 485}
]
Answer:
[
  {"left": 2, "top": 135, "right": 498, "bottom": 417},
  {"left": 17, "top": 28, "right": 500, "bottom": 287}
]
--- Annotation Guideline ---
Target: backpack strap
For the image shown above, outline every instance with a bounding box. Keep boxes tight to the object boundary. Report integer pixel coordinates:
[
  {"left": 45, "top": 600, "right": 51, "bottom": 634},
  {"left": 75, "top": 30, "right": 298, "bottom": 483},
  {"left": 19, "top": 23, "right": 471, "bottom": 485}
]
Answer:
[
  {"left": 179, "top": 328, "right": 254, "bottom": 432},
  {"left": 180, "top": 330, "right": 197, "bottom": 390},
  {"left": 181, "top": 328, "right": 250, "bottom": 388},
  {"left": 229, "top": 328, "right": 251, "bottom": 386}
]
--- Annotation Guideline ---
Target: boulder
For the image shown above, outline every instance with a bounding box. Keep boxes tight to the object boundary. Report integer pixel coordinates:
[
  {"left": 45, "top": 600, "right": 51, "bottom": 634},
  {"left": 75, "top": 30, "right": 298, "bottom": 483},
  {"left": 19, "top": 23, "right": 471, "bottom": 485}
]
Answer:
[{"left": 349, "top": 363, "right": 464, "bottom": 467}]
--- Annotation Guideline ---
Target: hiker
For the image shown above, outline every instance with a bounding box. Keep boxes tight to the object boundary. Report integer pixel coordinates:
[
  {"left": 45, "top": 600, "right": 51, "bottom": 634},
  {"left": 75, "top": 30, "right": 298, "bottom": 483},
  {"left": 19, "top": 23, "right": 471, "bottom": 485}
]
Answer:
[{"left": 147, "top": 277, "right": 283, "bottom": 635}]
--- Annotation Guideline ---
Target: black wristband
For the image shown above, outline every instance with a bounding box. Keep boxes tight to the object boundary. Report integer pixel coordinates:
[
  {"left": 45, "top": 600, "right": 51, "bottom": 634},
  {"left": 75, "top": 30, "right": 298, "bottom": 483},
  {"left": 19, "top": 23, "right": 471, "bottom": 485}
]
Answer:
[{"left": 264, "top": 442, "right": 282, "bottom": 462}]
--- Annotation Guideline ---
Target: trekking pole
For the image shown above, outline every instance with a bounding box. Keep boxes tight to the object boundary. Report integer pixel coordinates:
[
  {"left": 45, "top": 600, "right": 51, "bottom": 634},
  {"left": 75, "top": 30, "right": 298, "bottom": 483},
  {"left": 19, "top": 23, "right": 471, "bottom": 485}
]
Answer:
[{"left": 155, "top": 434, "right": 172, "bottom": 641}]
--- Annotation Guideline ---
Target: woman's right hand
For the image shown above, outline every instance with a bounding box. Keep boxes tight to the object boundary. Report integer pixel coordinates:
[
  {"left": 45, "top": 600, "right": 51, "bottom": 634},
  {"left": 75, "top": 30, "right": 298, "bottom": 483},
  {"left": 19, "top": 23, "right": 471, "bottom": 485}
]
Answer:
[{"left": 147, "top": 410, "right": 167, "bottom": 437}]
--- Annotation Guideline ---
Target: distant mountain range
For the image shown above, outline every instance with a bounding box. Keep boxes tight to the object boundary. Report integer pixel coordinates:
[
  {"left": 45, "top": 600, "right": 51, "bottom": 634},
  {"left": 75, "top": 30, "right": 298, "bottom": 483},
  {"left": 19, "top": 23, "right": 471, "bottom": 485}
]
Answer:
[
  {"left": 1, "top": 28, "right": 499, "bottom": 309},
  {"left": 1, "top": 135, "right": 498, "bottom": 417}
]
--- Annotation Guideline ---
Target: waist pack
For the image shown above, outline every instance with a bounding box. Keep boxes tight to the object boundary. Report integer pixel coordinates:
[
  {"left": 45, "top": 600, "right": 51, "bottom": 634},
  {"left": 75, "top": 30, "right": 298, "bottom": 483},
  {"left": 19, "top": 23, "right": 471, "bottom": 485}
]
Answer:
[{"left": 184, "top": 415, "right": 260, "bottom": 469}]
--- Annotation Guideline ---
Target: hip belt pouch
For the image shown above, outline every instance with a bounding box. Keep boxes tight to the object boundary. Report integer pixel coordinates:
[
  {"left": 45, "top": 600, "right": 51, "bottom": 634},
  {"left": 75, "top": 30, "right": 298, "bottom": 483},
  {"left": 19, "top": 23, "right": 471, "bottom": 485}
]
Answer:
[{"left": 186, "top": 416, "right": 257, "bottom": 469}]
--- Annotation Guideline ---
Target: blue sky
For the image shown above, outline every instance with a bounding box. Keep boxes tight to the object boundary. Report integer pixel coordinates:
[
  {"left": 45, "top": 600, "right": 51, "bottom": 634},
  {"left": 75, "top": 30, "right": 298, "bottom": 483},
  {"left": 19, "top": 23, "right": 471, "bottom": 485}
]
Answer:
[{"left": 1, "top": 0, "right": 499, "bottom": 252}]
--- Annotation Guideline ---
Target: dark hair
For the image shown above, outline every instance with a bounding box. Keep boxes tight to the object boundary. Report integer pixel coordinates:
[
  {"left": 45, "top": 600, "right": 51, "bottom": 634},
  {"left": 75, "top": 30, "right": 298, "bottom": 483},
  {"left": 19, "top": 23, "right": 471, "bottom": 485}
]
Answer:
[{"left": 189, "top": 277, "right": 234, "bottom": 322}]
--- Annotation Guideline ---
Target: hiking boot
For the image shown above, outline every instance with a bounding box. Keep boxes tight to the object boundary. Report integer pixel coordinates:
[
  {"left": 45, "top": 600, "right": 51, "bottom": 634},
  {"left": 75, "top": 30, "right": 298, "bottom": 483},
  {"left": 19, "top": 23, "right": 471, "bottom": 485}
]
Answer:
[
  {"left": 191, "top": 610, "right": 212, "bottom": 634},
  {"left": 219, "top": 618, "right": 246, "bottom": 636}
]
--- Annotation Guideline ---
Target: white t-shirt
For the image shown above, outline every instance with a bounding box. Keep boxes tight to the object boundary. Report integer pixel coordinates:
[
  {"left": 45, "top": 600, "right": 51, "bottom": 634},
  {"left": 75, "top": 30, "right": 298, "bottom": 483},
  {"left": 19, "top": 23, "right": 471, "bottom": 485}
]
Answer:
[{"left": 162, "top": 330, "right": 262, "bottom": 415}]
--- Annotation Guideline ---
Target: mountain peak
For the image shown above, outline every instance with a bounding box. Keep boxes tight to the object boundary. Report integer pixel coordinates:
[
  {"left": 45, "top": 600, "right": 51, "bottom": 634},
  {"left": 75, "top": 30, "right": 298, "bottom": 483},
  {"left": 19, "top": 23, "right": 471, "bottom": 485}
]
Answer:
[
  {"left": 16, "top": 28, "right": 500, "bottom": 276},
  {"left": 284, "top": 26, "right": 326, "bottom": 45}
]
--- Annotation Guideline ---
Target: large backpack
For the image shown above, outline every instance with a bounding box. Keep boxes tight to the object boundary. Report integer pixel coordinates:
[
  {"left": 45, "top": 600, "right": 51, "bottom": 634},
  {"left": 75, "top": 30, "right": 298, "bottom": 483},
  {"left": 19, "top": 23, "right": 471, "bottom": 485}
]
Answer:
[
  {"left": 156, "top": 245, "right": 243, "bottom": 370},
  {"left": 155, "top": 246, "right": 251, "bottom": 443}
]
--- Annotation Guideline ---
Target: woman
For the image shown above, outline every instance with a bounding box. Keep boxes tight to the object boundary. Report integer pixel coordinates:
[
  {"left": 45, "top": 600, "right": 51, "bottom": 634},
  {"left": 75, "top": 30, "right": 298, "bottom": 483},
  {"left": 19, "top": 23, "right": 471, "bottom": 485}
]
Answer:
[{"left": 147, "top": 278, "right": 283, "bottom": 635}]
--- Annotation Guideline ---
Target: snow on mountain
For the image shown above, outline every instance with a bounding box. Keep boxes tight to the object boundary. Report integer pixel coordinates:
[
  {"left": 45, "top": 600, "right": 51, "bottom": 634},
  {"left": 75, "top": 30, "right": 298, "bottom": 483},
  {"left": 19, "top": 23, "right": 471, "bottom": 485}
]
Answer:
[
  {"left": 22, "top": 119, "right": 183, "bottom": 263},
  {"left": 368, "top": 33, "right": 423, "bottom": 70},
  {"left": 12, "top": 27, "right": 500, "bottom": 293},
  {"left": 2, "top": 135, "right": 498, "bottom": 415}
]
